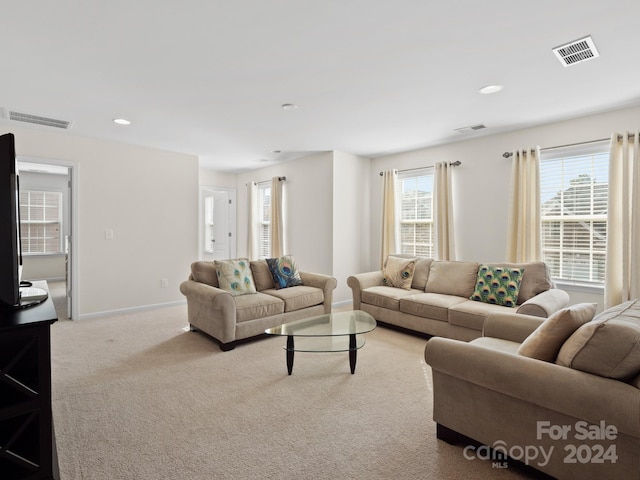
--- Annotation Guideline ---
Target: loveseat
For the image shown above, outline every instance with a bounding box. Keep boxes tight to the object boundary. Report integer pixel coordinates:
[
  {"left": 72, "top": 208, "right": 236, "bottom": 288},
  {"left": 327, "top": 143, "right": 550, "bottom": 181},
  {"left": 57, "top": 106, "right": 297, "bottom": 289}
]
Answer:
[
  {"left": 347, "top": 255, "right": 570, "bottom": 341},
  {"left": 180, "top": 257, "right": 337, "bottom": 351},
  {"left": 425, "top": 300, "right": 640, "bottom": 480}
]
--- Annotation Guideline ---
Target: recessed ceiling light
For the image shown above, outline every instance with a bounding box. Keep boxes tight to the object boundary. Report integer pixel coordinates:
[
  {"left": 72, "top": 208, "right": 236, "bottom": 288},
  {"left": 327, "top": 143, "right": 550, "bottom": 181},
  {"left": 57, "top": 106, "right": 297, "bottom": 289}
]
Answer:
[
  {"left": 113, "top": 118, "right": 131, "bottom": 125},
  {"left": 281, "top": 104, "right": 298, "bottom": 111},
  {"left": 478, "top": 85, "right": 503, "bottom": 95}
]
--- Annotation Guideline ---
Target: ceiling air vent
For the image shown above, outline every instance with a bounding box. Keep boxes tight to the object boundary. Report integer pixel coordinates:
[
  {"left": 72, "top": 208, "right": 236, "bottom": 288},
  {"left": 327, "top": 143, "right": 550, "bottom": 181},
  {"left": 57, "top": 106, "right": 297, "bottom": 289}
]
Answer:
[
  {"left": 454, "top": 124, "right": 486, "bottom": 134},
  {"left": 7, "top": 110, "right": 71, "bottom": 129},
  {"left": 553, "top": 35, "right": 599, "bottom": 67}
]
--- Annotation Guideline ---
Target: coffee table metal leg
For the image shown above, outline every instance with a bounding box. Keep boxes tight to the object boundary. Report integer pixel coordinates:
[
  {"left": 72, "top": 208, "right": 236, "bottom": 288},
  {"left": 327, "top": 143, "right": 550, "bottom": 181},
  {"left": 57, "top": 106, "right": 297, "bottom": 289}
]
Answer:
[
  {"left": 286, "top": 335, "right": 294, "bottom": 375},
  {"left": 349, "top": 334, "right": 357, "bottom": 374}
]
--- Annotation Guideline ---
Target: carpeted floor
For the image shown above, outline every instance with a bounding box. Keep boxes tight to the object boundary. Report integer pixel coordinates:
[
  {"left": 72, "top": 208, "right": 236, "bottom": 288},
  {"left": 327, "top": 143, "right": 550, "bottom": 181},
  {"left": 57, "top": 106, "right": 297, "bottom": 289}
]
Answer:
[{"left": 50, "top": 305, "right": 540, "bottom": 479}]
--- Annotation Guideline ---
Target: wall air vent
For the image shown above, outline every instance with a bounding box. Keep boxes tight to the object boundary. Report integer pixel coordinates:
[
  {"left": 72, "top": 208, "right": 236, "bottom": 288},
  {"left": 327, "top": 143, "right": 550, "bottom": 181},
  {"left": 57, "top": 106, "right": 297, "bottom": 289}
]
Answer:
[
  {"left": 553, "top": 35, "right": 599, "bottom": 67},
  {"left": 6, "top": 110, "right": 71, "bottom": 129},
  {"left": 454, "top": 124, "right": 486, "bottom": 134}
]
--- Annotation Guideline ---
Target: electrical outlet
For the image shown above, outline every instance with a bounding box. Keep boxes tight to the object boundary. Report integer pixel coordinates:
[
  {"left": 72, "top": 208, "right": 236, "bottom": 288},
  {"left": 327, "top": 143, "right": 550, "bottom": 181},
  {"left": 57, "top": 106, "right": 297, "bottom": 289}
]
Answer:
[{"left": 160, "top": 279, "right": 168, "bottom": 288}]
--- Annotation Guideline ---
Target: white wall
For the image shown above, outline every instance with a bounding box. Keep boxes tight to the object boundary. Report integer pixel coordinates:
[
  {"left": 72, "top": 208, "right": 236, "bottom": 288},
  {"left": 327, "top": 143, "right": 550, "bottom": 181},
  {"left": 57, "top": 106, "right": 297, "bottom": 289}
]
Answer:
[
  {"left": 371, "top": 104, "right": 640, "bottom": 312},
  {"left": 3, "top": 125, "right": 199, "bottom": 317},
  {"left": 332, "top": 151, "right": 371, "bottom": 303}
]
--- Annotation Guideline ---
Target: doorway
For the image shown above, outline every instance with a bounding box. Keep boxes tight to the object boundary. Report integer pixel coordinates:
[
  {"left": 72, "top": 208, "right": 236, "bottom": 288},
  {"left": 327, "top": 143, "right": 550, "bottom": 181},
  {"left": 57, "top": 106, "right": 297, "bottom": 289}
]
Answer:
[
  {"left": 17, "top": 157, "right": 78, "bottom": 320},
  {"left": 200, "top": 186, "right": 236, "bottom": 261}
]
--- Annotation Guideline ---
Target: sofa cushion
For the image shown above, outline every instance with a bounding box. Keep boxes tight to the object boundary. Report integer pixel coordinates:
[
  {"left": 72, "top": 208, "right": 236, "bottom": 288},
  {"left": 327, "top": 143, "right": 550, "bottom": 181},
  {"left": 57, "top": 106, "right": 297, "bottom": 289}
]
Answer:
[
  {"left": 517, "top": 303, "right": 597, "bottom": 362},
  {"left": 382, "top": 256, "right": 416, "bottom": 289},
  {"left": 262, "top": 286, "right": 324, "bottom": 313},
  {"left": 470, "top": 265, "right": 524, "bottom": 307},
  {"left": 400, "top": 293, "right": 467, "bottom": 322},
  {"left": 266, "top": 255, "right": 303, "bottom": 289},
  {"left": 190, "top": 261, "right": 219, "bottom": 288},
  {"left": 362, "top": 286, "right": 422, "bottom": 311},
  {"left": 234, "top": 292, "right": 285, "bottom": 322},
  {"left": 556, "top": 299, "right": 640, "bottom": 380},
  {"left": 250, "top": 260, "right": 276, "bottom": 291},
  {"left": 449, "top": 300, "right": 510, "bottom": 331},
  {"left": 214, "top": 258, "right": 257, "bottom": 296},
  {"left": 425, "top": 261, "right": 479, "bottom": 298},
  {"left": 484, "top": 261, "right": 552, "bottom": 304}
]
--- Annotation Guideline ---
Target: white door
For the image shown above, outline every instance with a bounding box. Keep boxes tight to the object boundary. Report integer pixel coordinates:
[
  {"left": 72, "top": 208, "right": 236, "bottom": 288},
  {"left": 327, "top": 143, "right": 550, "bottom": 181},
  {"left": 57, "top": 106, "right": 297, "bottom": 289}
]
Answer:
[{"left": 202, "top": 189, "right": 231, "bottom": 260}]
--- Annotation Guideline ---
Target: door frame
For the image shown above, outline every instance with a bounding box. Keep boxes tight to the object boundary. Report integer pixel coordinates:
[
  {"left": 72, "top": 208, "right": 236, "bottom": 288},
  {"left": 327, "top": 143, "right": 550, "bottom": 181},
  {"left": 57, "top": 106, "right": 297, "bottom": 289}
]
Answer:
[
  {"left": 199, "top": 186, "right": 236, "bottom": 261},
  {"left": 17, "top": 156, "right": 79, "bottom": 320}
]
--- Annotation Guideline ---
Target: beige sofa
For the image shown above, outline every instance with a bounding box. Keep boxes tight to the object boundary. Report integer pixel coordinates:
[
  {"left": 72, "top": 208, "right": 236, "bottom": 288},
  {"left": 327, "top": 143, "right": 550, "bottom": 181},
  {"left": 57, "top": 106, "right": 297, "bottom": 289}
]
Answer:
[
  {"left": 425, "top": 300, "right": 640, "bottom": 480},
  {"left": 180, "top": 260, "right": 337, "bottom": 351},
  {"left": 347, "top": 255, "right": 570, "bottom": 341}
]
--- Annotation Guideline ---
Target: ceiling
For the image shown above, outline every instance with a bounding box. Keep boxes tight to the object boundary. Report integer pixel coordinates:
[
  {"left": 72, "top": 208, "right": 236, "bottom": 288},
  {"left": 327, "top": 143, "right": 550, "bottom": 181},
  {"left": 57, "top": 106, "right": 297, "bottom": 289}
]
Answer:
[{"left": 1, "top": 1, "right": 639, "bottom": 173}]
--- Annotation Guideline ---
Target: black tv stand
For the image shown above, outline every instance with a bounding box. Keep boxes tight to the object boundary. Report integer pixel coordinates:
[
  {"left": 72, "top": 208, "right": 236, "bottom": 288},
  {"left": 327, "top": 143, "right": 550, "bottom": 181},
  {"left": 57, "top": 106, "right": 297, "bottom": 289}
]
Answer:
[{"left": 0, "top": 280, "right": 58, "bottom": 479}]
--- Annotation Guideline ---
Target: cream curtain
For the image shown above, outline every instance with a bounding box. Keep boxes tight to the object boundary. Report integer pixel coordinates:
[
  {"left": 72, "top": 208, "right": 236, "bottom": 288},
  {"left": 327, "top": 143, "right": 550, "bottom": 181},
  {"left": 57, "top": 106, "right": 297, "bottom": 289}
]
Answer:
[
  {"left": 271, "top": 176, "right": 285, "bottom": 257},
  {"left": 247, "top": 181, "right": 258, "bottom": 259},
  {"left": 605, "top": 131, "right": 640, "bottom": 308},
  {"left": 434, "top": 162, "right": 455, "bottom": 260},
  {"left": 381, "top": 170, "right": 399, "bottom": 266},
  {"left": 506, "top": 147, "right": 541, "bottom": 262}
]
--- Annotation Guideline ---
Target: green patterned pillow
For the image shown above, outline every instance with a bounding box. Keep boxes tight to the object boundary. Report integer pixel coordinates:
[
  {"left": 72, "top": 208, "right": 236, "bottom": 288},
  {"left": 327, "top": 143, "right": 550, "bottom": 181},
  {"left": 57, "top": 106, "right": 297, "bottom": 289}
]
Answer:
[
  {"left": 214, "top": 258, "right": 257, "bottom": 296},
  {"left": 470, "top": 265, "right": 524, "bottom": 307},
  {"left": 266, "top": 255, "right": 303, "bottom": 289}
]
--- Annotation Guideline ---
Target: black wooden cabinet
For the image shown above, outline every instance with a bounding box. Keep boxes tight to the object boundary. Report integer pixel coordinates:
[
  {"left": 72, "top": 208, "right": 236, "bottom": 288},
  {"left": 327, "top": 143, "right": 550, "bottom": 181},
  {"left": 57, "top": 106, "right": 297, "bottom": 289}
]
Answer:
[{"left": 0, "top": 282, "right": 57, "bottom": 479}]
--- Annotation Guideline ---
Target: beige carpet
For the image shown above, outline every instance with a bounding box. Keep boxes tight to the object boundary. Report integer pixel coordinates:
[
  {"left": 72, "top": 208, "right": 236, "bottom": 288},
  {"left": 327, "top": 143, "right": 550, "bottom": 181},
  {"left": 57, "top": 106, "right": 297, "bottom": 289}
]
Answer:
[{"left": 50, "top": 305, "right": 540, "bottom": 480}]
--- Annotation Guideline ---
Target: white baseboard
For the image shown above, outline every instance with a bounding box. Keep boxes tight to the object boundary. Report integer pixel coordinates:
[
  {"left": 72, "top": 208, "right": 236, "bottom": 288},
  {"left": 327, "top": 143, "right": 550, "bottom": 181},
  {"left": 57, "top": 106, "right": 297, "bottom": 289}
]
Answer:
[
  {"left": 332, "top": 299, "right": 353, "bottom": 309},
  {"left": 77, "top": 300, "right": 186, "bottom": 320}
]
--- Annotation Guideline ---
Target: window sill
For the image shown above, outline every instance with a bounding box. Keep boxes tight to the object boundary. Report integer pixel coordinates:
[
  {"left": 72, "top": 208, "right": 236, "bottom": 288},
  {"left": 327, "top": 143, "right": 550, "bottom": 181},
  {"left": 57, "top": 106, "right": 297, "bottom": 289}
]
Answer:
[
  {"left": 554, "top": 280, "right": 604, "bottom": 295},
  {"left": 22, "top": 253, "right": 66, "bottom": 258}
]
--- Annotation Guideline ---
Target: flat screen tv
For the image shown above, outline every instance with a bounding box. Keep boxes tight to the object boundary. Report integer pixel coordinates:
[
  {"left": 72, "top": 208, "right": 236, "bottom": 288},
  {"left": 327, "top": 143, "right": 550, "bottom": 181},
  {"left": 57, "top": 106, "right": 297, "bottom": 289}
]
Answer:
[{"left": 0, "top": 132, "right": 48, "bottom": 308}]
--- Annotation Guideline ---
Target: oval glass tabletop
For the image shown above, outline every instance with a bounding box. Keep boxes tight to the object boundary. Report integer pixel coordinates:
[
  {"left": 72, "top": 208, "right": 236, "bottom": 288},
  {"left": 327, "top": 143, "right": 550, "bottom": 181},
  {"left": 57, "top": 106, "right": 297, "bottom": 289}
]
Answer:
[{"left": 265, "top": 310, "right": 376, "bottom": 337}]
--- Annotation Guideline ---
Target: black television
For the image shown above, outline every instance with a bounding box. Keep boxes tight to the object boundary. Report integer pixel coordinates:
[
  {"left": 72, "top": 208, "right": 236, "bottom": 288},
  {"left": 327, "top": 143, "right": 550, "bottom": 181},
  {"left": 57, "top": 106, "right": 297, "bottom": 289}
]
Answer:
[{"left": 0, "top": 133, "right": 48, "bottom": 308}]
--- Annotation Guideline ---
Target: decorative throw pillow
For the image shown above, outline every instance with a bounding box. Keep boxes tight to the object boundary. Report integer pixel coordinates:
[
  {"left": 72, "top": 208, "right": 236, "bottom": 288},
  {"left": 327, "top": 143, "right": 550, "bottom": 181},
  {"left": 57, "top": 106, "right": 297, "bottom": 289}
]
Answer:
[
  {"left": 266, "top": 255, "right": 303, "bottom": 289},
  {"left": 470, "top": 265, "right": 524, "bottom": 307},
  {"left": 214, "top": 258, "right": 257, "bottom": 296},
  {"left": 556, "top": 299, "right": 640, "bottom": 380},
  {"left": 382, "top": 256, "right": 416, "bottom": 290},
  {"left": 517, "top": 303, "right": 597, "bottom": 362}
]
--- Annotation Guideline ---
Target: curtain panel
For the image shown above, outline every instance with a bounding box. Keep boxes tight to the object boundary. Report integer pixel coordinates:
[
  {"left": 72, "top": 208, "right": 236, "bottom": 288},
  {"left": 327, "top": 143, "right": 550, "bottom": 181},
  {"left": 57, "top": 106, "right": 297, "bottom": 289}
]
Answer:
[
  {"left": 434, "top": 161, "right": 455, "bottom": 260},
  {"left": 271, "top": 176, "right": 285, "bottom": 257},
  {"left": 506, "top": 147, "right": 541, "bottom": 263},
  {"left": 605, "top": 131, "right": 640, "bottom": 308},
  {"left": 381, "top": 170, "right": 399, "bottom": 266}
]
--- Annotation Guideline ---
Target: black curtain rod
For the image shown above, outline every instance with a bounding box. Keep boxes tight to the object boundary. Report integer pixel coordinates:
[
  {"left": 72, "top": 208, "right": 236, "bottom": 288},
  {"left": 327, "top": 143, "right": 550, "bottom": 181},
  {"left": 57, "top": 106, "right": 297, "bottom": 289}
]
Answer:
[
  {"left": 378, "top": 160, "right": 461, "bottom": 176},
  {"left": 246, "top": 176, "right": 286, "bottom": 186},
  {"left": 502, "top": 134, "right": 636, "bottom": 158}
]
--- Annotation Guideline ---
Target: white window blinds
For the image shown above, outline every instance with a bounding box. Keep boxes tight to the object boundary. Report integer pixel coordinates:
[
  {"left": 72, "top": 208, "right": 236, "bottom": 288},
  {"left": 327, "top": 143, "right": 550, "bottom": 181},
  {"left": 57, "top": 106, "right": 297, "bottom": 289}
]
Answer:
[
  {"left": 19, "top": 190, "right": 63, "bottom": 254},
  {"left": 540, "top": 141, "right": 609, "bottom": 283}
]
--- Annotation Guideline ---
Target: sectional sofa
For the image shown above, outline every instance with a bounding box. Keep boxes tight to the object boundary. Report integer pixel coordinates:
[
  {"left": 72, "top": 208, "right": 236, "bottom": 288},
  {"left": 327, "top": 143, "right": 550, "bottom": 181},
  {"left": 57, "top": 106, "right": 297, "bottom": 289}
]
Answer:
[
  {"left": 347, "top": 255, "right": 570, "bottom": 341},
  {"left": 425, "top": 300, "right": 640, "bottom": 479}
]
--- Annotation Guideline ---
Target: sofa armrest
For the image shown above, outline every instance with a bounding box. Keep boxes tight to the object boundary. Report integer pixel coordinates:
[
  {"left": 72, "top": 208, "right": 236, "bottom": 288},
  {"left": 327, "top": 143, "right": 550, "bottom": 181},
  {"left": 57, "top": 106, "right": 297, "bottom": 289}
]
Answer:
[
  {"left": 347, "top": 271, "right": 384, "bottom": 310},
  {"left": 516, "top": 288, "right": 570, "bottom": 318},
  {"left": 482, "top": 311, "right": 545, "bottom": 343},
  {"left": 179, "top": 280, "right": 235, "bottom": 311},
  {"left": 300, "top": 272, "right": 338, "bottom": 313},
  {"left": 425, "top": 337, "right": 640, "bottom": 438}
]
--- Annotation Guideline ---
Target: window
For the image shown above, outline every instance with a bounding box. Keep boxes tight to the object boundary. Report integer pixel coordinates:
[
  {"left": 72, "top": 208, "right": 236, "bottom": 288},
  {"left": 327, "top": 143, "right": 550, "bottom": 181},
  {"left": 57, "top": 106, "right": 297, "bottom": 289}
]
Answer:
[
  {"left": 540, "top": 141, "right": 609, "bottom": 284},
  {"left": 258, "top": 182, "right": 271, "bottom": 258},
  {"left": 399, "top": 170, "right": 434, "bottom": 257},
  {"left": 204, "top": 195, "right": 214, "bottom": 253},
  {"left": 19, "top": 190, "right": 63, "bottom": 255}
]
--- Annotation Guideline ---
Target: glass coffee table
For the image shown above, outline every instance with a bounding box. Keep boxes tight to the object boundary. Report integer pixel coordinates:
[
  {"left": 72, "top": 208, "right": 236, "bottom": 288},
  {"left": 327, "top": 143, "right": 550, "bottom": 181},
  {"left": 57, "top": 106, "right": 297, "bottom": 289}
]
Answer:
[{"left": 265, "top": 310, "right": 376, "bottom": 375}]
